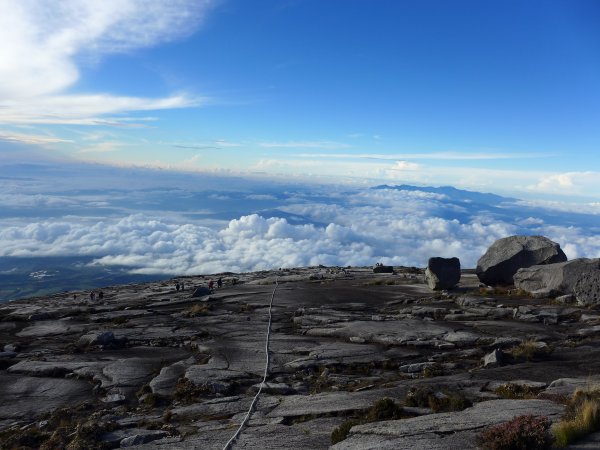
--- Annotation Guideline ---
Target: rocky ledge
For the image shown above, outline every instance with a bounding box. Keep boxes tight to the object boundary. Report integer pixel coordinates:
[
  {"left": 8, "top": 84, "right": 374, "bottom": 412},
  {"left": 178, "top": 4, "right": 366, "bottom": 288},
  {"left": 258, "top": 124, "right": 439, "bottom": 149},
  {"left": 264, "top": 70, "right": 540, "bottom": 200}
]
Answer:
[{"left": 1, "top": 261, "right": 600, "bottom": 449}]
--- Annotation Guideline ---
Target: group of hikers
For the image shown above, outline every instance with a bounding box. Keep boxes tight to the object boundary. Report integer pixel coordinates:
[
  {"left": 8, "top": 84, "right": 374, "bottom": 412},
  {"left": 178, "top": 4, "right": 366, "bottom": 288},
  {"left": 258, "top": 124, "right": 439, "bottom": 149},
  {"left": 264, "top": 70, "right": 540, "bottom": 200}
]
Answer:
[
  {"left": 72, "top": 291, "right": 104, "bottom": 301},
  {"left": 72, "top": 276, "right": 227, "bottom": 303},
  {"left": 207, "top": 277, "right": 223, "bottom": 292}
]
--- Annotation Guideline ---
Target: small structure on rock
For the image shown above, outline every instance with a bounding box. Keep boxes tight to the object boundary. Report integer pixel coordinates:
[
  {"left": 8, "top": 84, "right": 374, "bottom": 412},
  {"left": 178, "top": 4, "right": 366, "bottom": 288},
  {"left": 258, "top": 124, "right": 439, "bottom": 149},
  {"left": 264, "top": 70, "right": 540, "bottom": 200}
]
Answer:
[
  {"left": 191, "top": 286, "right": 211, "bottom": 298},
  {"left": 476, "top": 235, "right": 567, "bottom": 286},
  {"left": 425, "top": 257, "right": 461, "bottom": 290},
  {"left": 373, "top": 263, "right": 394, "bottom": 274}
]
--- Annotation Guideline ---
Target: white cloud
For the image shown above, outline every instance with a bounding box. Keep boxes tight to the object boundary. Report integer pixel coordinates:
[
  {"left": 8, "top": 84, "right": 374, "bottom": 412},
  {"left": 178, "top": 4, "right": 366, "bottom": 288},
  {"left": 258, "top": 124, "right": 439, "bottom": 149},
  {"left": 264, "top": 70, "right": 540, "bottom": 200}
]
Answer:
[
  {"left": 293, "top": 151, "right": 554, "bottom": 161},
  {"left": 0, "top": 0, "right": 213, "bottom": 125},
  {"left": 4, "top": 185, "right": 599, "bottom": 276},
  {"left": 527, "top": 172, "right": 600, "bottom": 196},
  {"left": 0, "top": 131, "right": 74, "bottom": 145},
  {"left": 259, "top": 141, "right": 351, "bottom": 149},
  {"left": 516, "top": 199, "right": 600, "bottom": 215},
  {"left": 1, "top": 166, "right": 599, "bottom": 279},
  {"left": 0, "top": 93, "right": 204, "bottom": 126},
  {"left": 78, "top": 141, "right": 124, "bottom": 153},
  {"left": 389, "top": 160, "right": 421, "bottom": 171}
]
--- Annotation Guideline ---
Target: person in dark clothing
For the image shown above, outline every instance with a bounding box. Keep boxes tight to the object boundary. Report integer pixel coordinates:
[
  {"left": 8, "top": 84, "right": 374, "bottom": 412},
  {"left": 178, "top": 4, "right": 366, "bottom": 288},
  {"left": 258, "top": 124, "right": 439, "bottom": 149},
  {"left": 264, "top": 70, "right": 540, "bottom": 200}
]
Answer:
[
  {"left": 99, "top": 291, "right": 104, "bottom": 300},
  {"left": 217, "top": 277, "right": 223, "bottom": 288},
  {"left": 176, "top": 282, "right": 180, "bottom": 291}
]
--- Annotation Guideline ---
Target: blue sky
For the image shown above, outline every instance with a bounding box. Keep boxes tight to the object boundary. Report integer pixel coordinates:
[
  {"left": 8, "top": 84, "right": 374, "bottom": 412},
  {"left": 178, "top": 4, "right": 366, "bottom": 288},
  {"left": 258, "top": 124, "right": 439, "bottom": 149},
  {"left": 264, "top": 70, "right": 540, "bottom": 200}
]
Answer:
[{"left": 1, "top": 0, "right": 600, "bottom": 198}]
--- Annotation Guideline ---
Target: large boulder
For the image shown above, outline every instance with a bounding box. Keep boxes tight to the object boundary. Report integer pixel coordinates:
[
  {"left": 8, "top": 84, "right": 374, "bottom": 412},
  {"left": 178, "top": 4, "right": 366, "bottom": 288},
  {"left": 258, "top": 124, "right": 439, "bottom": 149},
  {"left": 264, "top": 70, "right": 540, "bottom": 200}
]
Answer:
[
  {"left": 514, "top": 258, "right": 600, "bottom": 304},
  {"left": 425, "top": 257, "right": 460, "bottom": 290},
  {"left": 476, "top": 235, "right": 567, "bottom": 286}
]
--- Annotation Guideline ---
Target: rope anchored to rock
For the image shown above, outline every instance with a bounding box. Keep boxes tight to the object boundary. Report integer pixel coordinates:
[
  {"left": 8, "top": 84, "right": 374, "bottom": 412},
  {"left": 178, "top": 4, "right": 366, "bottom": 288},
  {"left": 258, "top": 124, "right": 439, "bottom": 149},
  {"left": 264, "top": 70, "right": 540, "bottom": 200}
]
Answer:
[{"left": 222, "top": 277, "right": 279, "bottom": 450}]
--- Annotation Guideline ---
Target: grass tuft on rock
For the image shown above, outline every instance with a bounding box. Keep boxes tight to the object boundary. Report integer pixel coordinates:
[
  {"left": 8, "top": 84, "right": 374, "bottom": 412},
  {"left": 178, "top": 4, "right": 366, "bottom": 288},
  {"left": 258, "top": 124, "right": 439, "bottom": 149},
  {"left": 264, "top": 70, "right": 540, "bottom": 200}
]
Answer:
[
  {"left": 185, "top": 303, "right": 211, "bottom": 317},
  {"left": 330, "top": 397, "right": 407, "bottom": 444},
  {"left": 494, "top": 383, "right": 542, "bottom": 399},
  {"left": 552, "top": 388, "right": 600, "bottom": 447},
  {"left": 404, "top": 386, "right": 471, "bottom": 413},
  {"left": 331, "top": 419, "right": 360, "bottom": 444},
  {"left": 508, "top": 339, "right": 553, "bottom": 362}
]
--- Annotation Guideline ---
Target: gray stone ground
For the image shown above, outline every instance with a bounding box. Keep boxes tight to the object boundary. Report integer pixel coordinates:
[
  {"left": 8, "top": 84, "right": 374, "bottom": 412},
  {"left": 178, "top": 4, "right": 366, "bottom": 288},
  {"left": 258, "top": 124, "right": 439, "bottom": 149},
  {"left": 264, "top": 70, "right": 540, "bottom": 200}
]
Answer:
[{"left": 1, "top": 267, "right": 599, "bottom": 448}]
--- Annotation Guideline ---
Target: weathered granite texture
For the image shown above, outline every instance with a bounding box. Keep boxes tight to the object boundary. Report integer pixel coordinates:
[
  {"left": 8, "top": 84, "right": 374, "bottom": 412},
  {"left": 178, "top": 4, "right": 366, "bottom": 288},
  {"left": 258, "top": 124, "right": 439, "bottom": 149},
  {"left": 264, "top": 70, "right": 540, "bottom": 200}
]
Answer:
[{"left": 0, "top": 266, "right": 599, "bottom": 449}]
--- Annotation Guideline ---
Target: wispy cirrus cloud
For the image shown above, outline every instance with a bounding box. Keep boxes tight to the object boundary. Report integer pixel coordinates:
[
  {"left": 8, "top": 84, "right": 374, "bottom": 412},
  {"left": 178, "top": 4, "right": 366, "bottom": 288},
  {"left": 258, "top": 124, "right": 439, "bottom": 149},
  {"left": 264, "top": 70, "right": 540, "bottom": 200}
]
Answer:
[
  {"left": 0, "top": 131, "right": 74, "bottom": 145},
  {"left": 172, "top": 139, "right": 244, "bottom": 151},
  {"left": 0, "top": 0, "right": 214, "bottom": 126},
  {"left": 293, "top": 151, "right": 554, "bottom": 161},
  {"left": 259, "top": 140, "right": 352, "bottom": 149},
  {"left": 0, "top": 94, "right": 205, "bottom": 126}
]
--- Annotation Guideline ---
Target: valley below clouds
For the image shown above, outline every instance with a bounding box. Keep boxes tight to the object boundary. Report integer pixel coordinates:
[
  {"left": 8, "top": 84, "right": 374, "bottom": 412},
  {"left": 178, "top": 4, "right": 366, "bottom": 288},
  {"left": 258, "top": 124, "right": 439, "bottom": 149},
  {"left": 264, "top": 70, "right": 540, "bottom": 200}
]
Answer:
[{"left": 1, "top": 158, "right": 599, "bottom": 301}]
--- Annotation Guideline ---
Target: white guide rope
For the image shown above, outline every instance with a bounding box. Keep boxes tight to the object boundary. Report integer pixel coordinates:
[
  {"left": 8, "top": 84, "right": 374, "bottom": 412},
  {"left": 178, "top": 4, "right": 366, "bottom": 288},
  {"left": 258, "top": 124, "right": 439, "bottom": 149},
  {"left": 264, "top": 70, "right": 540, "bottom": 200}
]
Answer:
[{"left": 222, "top": 277, "right": 279, "bottom": 450}]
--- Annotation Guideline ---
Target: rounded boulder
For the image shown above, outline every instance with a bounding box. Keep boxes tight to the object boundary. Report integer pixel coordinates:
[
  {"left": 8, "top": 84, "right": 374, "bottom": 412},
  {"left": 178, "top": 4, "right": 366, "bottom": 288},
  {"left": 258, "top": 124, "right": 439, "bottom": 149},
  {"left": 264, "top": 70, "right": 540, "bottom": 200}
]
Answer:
[{"left": 476, "top": 235, "right": 567, "bottom": 286}]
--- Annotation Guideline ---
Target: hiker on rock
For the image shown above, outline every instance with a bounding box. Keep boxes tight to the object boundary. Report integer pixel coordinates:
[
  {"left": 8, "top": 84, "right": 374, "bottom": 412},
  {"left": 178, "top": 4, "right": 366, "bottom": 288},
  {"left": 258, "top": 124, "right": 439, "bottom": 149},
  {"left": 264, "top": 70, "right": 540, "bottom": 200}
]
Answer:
[
  {"left": 208, "top": 279, "right": 214, "bottom": 292},
  {"left": 176, "top": 282, "right": 180, "bottom": 291},
  {"left": 217, "top": 277, "right": 223, "bottom": 288}
]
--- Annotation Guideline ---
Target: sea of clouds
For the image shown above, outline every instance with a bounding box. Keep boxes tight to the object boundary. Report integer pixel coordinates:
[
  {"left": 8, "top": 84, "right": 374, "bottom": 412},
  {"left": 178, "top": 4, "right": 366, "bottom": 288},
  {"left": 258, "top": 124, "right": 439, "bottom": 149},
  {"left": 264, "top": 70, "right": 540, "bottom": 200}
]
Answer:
[{"left": 1, "top": 159, "right": 599, "bottom": 281}]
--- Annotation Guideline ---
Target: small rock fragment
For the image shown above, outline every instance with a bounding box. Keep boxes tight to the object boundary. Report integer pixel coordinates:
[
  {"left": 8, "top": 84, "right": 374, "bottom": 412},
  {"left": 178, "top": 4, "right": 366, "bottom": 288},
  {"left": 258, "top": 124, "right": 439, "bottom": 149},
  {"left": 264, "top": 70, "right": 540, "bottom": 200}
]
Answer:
[{"left": 483, "top": 348, "right": 507, "bottom": 367}]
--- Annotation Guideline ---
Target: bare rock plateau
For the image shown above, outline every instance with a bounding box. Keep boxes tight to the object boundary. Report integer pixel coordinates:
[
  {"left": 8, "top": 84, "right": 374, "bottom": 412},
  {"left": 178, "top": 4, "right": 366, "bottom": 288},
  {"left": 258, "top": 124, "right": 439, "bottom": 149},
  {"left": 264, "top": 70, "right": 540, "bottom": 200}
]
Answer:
[{"left": 1, "top": 266, "right": 600, "bottom": 449}]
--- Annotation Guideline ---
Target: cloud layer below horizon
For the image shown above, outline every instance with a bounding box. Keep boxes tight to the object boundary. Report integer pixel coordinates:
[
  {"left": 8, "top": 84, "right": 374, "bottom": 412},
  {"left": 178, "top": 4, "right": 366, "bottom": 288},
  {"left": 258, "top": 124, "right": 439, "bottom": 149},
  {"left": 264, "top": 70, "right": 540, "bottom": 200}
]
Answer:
[{"left": 1, "top": 163, "right": 599, "bottom": 276}]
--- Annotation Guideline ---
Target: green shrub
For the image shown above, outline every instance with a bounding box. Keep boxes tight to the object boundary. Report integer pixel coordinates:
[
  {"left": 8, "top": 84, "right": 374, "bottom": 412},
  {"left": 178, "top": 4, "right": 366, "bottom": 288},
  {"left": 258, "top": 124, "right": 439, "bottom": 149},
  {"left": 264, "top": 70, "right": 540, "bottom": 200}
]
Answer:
[
  {"left": 330, "top": 398, "right": 405, "bottom": 444},
  {"left": 477, "top": 415, "right": 553, "bottom": 450},
  {"left": 404, "top": 387, "right": 471, "bottom": 412},
  {"left": 428, "top": 391, "right": 471, "bottom": 412},
  {"left": 331, "top": 419, "right": 359, "bottom": 444},
  {"left": 365, "top": 398, "right": 404, "bottom": 421},
  {"left": 404, "top": 386, "right": 433, "bottom": 408}
]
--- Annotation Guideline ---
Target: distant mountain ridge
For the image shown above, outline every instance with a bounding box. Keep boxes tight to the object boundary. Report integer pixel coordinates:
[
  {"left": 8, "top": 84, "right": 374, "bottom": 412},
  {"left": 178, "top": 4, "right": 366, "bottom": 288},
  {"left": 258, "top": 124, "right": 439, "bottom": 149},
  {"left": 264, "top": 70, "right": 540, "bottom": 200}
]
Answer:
[{"left": 372, "top": 184, "right": 518, "bottom": 205}]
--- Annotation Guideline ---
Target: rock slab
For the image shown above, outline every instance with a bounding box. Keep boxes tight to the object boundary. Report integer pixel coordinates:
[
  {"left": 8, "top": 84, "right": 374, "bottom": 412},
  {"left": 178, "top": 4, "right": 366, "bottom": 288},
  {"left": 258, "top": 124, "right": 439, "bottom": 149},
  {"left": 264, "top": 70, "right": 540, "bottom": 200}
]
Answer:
[{"left": 514, "top": 258, "right": 600, "bottom": 304}]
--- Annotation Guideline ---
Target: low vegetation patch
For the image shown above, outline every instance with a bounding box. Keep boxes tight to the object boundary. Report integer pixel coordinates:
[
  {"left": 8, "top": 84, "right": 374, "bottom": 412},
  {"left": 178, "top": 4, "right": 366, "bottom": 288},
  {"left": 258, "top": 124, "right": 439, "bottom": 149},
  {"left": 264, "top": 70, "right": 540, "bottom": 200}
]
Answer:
[
  {"left": 363, "top": 279, "right": 399, "bottom": 286},
  {"left": 111, "top": 316, "right": 129, "bottom": 325},
  {"left": 404, "top": 386, "right": 471, "bottom": 413},
  {"left": 552, "top": 388, "right": 600, "bottom": 447},
  {"left": 239, "top": 303, "right": 257, "bottom": 313},
  {"left": 185, "top": 303, "right": 211, "bottom": 317},
  {"left": 494, "top": 383, "right": 543, "bottom": 399},
  {"left": 0, "top": 406, "right": 118, "bottom": 450},
  {"left": 423, "top": 363, "right": 445, "bottom": 378},
  {"left": 477, "top": 414, "right": 554, "bottom": 450},
  {"left": 330, "top": 398, "right": 407, "bottom": 444},
  {"left": 508, "top": 339, "right": 553, "bottom": 362},
  {"left": 173, "top": 377, "right": 206, "bottom": 403},
  {"left": 331, "top": 419, "right": 360, "bottom": 445}
]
